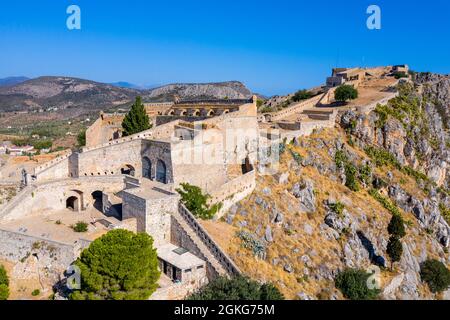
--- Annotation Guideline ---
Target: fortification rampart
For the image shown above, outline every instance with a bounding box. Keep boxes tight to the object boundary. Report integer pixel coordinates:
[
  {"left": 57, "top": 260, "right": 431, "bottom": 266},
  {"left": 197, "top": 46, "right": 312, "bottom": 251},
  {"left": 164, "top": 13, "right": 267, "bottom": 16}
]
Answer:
[
  {"left": 209, "top": 171, "right": 256, "bottom": 217},
  {"left": 0, "top": 176, "right": 125, "bottom": 222},
  {"left": 0, "top": 228, "right": 80, "bottom": 273}
]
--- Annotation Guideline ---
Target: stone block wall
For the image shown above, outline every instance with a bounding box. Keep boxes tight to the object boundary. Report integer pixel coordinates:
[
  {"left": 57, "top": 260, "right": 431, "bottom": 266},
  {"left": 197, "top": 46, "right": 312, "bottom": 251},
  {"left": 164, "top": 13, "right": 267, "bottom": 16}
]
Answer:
[{"left": 0, "top": 228, "right": 76, "bottom": 274}]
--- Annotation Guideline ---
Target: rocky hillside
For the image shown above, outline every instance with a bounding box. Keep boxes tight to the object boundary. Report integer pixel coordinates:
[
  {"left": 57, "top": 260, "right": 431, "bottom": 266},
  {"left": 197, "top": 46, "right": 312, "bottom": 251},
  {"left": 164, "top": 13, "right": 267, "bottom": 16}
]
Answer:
[
  {"left": 205, "top": 74, "right": 450, "bottom": 300},
  {"left": 0, "top": 77, "right": 253, "bottom": 114},
  {"left": 0, "top": 76, "right": 137, "bottom": 113},
  {"left": 141, "top": 81, "right": 252, "bottom": 102}
]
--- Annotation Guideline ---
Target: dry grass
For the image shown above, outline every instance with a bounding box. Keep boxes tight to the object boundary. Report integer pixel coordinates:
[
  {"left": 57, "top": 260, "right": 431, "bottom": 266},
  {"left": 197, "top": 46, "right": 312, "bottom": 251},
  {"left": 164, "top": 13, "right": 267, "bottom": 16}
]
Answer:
[{"left": 203, "top": 127, "right": 441, "bottom": 300}]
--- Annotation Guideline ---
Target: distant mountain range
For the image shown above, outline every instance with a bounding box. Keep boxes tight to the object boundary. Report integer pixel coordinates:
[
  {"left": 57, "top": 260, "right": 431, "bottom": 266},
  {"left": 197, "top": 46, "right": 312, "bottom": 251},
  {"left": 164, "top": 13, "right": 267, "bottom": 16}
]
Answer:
[
  {"left": 0, "top": 76, "right": 253, "bottom": 114},
  {"left": 0, "top": 76, "right": 30, "bottom": 87}
]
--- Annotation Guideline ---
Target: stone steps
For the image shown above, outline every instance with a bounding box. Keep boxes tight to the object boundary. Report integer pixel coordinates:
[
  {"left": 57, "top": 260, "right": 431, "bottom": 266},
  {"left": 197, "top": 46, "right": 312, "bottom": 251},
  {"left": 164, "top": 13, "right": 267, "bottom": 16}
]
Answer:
[{"left": 172, "top": 210, "right": 227, "bottom": 276}]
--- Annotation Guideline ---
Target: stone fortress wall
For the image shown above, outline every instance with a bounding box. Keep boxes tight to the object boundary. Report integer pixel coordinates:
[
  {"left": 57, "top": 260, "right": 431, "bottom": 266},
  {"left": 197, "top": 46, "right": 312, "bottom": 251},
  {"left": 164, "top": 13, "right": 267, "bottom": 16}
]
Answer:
[
  {"left": 0, "top": 97, "right": 257, "bottom": 291},
  {"left": 0, "top": 176, "right": 125, "bottom": 221}
]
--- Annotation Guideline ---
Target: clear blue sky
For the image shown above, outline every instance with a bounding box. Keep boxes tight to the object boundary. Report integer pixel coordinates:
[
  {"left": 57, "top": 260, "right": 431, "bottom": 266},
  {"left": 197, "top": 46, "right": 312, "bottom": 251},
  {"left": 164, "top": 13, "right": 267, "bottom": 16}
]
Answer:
[{"left": 1, "top": 0, "right": 449, "bottom": 95}]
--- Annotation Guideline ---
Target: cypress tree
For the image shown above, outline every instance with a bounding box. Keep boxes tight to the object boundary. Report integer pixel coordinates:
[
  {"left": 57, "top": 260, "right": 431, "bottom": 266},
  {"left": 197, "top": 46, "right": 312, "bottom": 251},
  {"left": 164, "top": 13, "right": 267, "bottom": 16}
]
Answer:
[
  {"left": 386, "top": 236, "right": 403, "bottom": 269},
  {"left": 388, "top": 214, "right": 406, "bottom": 238},
  {"left": 122, "top": 96, "right": 151, "bottom": 136}
]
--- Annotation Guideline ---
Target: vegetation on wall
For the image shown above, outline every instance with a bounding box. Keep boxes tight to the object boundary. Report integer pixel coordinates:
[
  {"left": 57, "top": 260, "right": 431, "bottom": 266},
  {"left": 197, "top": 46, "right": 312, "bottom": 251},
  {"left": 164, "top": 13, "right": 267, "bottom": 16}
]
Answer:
[
  {"left": 187, "top": 275, "right": 284, "bottom": 300},
  {"left": 176, "top": 183, "right": 222, "bottom": 220},
  {"left": 70, "top": 229, "right": 160, "bottom": 300}
]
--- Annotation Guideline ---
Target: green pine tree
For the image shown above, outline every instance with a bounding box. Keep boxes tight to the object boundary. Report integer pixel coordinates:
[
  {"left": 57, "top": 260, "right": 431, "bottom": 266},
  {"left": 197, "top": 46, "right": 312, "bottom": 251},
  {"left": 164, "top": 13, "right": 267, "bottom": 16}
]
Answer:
[
  {"left": 70, "top": 229, "right": 160, "bottom": 300},
  {"left": 187, "top": 275, "right": 284, "bottom": 300},
  {"left": 122, "top": 96, "right": 151, "bottom": 136}
]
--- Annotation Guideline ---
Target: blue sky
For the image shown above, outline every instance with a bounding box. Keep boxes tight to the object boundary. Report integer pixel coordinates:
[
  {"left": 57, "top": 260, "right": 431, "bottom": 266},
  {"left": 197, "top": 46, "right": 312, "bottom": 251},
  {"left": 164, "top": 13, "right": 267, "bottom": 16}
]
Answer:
[{"left": 0, "top": 0, "right": 449, "bottom": 95}]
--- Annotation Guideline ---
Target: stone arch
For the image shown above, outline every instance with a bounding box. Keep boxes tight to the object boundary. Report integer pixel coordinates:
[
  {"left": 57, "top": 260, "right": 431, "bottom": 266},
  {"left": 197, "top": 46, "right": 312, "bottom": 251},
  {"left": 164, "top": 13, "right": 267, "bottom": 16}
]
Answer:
[
  {"left": 179, "top": 109, "right": 187, "bottom": 116},
  {"left": 66, "top": 196, "right": 79, "bottom": 211},
  {"left": 156, "top": 159, "right": 167, "bottom": 184},
  {"left": 207, "top": 109, "right": 215, "bottom": 117},
  {"left": 223, "top": 109, "right": 230, "bottom": 114},
  {"left": 120, "top": 164, "right": 135, "bottom": 176},
  {"left": 142, "top": 156, "right": 152, "bottom": 179},
  {"left": 264, "top": 114, "right": 272, "bottom": 122},
  {"left": 66, "top": 190, "right": 84, "bottom": 212},
  {"left": 167, "top": 110, "right": 175, "bottom": 116},
  {"left": 192, "top": 109, "right": 201, "bottom": 116}
]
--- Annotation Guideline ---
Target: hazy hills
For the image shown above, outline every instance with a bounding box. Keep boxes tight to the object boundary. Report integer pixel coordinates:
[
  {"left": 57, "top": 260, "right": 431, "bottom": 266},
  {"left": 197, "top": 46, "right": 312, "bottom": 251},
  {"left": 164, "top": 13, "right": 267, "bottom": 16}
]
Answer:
[{"left": 0, "top": 76, "right": 253, "bottom": 114}]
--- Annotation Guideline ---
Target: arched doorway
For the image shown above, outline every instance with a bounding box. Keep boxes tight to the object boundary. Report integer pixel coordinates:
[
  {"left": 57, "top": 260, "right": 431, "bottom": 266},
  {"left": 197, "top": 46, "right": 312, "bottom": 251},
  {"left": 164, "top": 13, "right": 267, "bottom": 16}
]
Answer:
[
  {"left": 264, "top": 114, "right": 272, "bottom": 122},
  {"left": 66, "top": 196, "right": 79, "bottom": 211},
  {"left": 241, "top": 156, "right": 254, "bottom": 174},
  {"left": 156, "top": 159, "right": 167, "bottom": 184},
  {"left": 120, "top": 164, "right": 135, "bottom": 176},
  {"left": 91, "top": 191, "right": 103, "bottom": 211},
  {"left": 142, "top": 157, "right": 152, "bottom": 179}
]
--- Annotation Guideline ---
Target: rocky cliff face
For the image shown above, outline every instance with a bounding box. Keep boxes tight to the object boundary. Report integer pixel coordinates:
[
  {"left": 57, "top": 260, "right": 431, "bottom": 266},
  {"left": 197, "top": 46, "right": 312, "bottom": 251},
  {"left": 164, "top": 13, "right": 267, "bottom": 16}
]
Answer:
[
  {"left": 341, "top": 78, "right": 449, "bottom": 190},
  {"left": 210, "top": 74, "right": 450, "bottom": 300}
]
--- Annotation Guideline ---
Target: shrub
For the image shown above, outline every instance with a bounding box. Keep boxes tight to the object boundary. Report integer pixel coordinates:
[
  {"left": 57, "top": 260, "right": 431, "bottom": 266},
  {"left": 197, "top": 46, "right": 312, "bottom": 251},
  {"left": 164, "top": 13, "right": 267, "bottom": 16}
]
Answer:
[
  {"left": 0, "top": 265, "right": 9, "bottom": 300},
  {"left": 77, "top": 130, "right": 86, "bottom": 147},
  {"left": 329, "top": 201, "right": 345, "bottom": 216},
  {"left": 334, "top": 150, "right": 348, "bottom": 169},
  {"left": 420, "top": 259, "right": 450, "bottom": 293},
  {"left": 0, "top": 265, "right": 8, "bottom": 286},
  {"left": 335, "top": 268, "right": 380, "bottom": 300},
  {"left": 388, "top": 214, "right": 406, "bottom": 238},
  {"left": 335, "top": 85, "right": 358, "bottom": 103},
  {"left": 289, "top": 149, "right": 303, "bottom": 164},
  {"left": 369, "top": 189, "right": 401, "bottom": 216},
  {"left": 345, "top": 163, "right": 360, "bottom": 192},
  {"left": 359, "top": 164, "right": 372, "bottom": 186},
  {"left": 187, "top": 275, "right": 284, "bottom": 300},
  {"left": 70, "top": 229, "right": 160, "bottom": 300},
  {"left": 31, "top": 289, "right": 40, "bottom": 296},
  {"left": 72, "top": 221, "right": 88, "bottom": 233},
  {"left": 393, "top": 71, "right": 408, "bottom": 79},
  {"left": 386, "top": 236, "right": 403, "bottom": 267},
  {"left": 364, "top": 146, "right": 401, "bottom": 169},
  {"left": 292, "top": 89, "right": 313, "bottom": 102},
  {"left": 237, "top": 231, "right": 266, "bottom": 259},
  {"left": 0, "top": 284, "right": 9, "bottom": 300},
  {"left": 176, "top": 183, "right": 222, "bottom": 220}
]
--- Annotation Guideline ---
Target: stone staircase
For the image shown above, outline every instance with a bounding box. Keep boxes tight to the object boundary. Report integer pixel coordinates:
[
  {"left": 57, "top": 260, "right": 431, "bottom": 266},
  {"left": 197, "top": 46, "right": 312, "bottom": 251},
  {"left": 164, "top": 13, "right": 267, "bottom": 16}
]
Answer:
[{"left": 171, "top": 210, "right": 228, "bottom": 276}]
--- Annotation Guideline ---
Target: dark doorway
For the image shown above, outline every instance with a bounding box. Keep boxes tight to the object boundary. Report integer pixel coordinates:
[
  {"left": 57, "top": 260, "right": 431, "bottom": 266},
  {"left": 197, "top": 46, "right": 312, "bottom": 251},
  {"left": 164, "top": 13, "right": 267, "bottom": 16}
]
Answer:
[
  {"left": 142, "top": 157, "right": 152, "bottom": 179},
  {"left": 172, "top": 266, "right": 178, "bottom": 281},
  {"left": 66, "top": 196, "right": 78, "bottom": 211},
  {"left": 121, "top": 164, "right": 135, "bottom": 176},
  {"left": 241, "top": 157, "right": 254, "bottom": 174},
  {"left": 156, "top": 159, "right": 167, "bottom": 184},
  {"left": 91, "top": 191, "right": 103, "bottom": 211}
]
